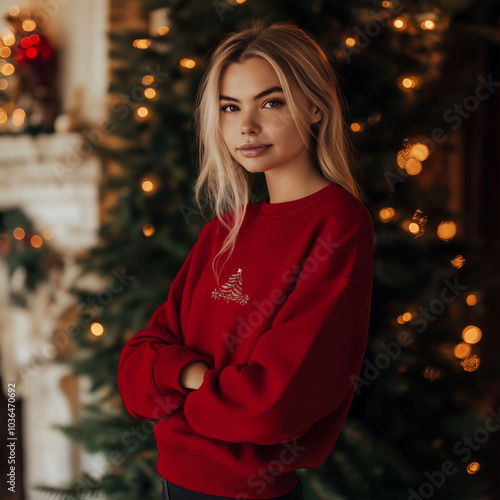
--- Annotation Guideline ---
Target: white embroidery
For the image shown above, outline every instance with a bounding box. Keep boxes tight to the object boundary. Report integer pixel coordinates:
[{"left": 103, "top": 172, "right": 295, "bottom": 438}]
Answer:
[{"left": 211, "top": 268, "right": 249, "bottom": 305}]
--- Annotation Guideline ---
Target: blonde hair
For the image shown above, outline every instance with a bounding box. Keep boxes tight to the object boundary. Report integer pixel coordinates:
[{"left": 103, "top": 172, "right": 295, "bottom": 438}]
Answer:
[{"left": 193, "top": 17, "right": 365, "bottom": 286}]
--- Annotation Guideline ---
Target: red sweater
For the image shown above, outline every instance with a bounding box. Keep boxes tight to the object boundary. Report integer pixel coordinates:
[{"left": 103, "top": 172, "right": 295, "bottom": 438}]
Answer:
[{"left": 118, "top": 182, "right": 373, "bottom": 499}]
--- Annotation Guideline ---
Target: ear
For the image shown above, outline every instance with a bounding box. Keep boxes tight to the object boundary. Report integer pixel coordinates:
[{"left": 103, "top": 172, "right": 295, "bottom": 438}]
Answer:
[{"left": 310, "top": 104, "right": 322, "bottom": 125}]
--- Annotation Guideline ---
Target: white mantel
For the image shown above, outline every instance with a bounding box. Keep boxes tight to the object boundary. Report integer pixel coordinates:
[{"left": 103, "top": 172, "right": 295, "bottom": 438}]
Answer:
[{"left": 0, "top": 132, "right": 101, "bottom": 253}]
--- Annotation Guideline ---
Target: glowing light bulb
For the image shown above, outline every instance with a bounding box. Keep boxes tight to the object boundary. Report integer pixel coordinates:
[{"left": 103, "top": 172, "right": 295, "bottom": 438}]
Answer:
[
  {"left": 22, "top": 19, "right": 36, "bottom": 32},
  {"left": 451, "top": 255, "right": 465, "bottom": 268},
  {"left": 467, "top": 462, "right": 480, "bottom": 474},
  {"left": 143, "top": 223, "right": 155, "bottom": 236},
  {"left": 462, "top": 325, "right": 482, "bottom": 344},
  {"left": 453, "top": 343, "right": 471, "bottom": 359},
  {"left": 180, "top": 58, "right": 196, "bottom": 69},
  {"left": 31, "top": 235, "right": 43, "bottom": 248},
  {"left": 379, "top": 207, "right": 395, "bottom": 222},
  {"left": 137, "top": 106, "right": 149, "bottom": 118},
  {"left": 1, "top": 63, "right": 15, "bottom": 76},
  {"left": 421, "top": 20, "right": 435, "bottom": 30},
  {"left": 91, "top": 322, "right": 104, "bottom": 336},
  {"left": 466, "top": 294, "right": 477, "bottom": 306},
  {"left": 437, "top": 220, "right": 457, "bottom": 241},
  {"left": 133, "top": 39, "right": 151, "bottom": 49},
  {"left": 13, "top": 227, "right": 25, "bottom": 240},
  {"left": 393, "top": 18, "right": 406, "bottom": 30}
]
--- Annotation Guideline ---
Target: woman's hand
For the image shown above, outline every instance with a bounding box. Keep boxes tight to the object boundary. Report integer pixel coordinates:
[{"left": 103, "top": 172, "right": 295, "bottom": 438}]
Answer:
[{"left": 180, "top": 361, "right": 210, "bottom": 391}]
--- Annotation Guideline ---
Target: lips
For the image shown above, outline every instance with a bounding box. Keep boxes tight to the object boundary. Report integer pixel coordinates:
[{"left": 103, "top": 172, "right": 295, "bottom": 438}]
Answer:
[{"left": 238, "top": 143, "right": 272, "bottom": 150}]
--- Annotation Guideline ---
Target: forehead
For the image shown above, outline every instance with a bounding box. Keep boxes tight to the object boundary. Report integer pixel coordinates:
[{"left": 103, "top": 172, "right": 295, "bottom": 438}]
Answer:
[{"left": 220, "top": 57, "right": 281, "bottom": 94}]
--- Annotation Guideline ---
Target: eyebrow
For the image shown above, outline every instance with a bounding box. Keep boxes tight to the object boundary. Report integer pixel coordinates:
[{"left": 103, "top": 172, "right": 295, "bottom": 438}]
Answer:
[{"left": 219, "top": 86, "right": 284, "bottom": 102}]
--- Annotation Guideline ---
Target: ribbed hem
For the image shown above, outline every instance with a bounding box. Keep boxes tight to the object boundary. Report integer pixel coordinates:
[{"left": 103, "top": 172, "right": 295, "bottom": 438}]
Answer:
[
  {"left": 259, "top": 182, "right": 338, "bottom": 217},
  {"left": 156, "top": 443, "right": 299, "bottom": 499}
]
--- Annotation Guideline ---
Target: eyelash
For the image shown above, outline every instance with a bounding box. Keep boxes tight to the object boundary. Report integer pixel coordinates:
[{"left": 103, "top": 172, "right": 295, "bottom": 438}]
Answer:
[{"left": 220, "top": 99, "right": 284, "bottom": 113}]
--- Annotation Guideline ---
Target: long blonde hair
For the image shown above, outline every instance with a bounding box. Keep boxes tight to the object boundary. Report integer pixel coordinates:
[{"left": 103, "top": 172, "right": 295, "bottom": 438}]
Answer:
[{"left": 193, "top": 18, "right": 364, "bottom": 286}]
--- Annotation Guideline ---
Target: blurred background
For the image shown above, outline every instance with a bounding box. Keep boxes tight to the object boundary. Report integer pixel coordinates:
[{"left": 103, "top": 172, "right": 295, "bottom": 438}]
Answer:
[{"left": 0, "top": 0, "right": 498, "bottom": 499}]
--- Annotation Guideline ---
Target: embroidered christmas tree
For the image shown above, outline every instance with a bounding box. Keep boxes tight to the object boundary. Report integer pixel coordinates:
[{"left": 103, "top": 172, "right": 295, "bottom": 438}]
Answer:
[{"left": 211, "top": 268, "right": 249, "bottom": 305}]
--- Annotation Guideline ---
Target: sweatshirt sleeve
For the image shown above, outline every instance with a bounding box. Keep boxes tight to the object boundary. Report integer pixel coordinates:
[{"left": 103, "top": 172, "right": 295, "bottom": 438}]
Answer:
[
  {"left": 183, "top": 207, "right": 373, "bottom": 445},
  {"left": 118, "top": 228, "right": 215, "bottom": 421}
]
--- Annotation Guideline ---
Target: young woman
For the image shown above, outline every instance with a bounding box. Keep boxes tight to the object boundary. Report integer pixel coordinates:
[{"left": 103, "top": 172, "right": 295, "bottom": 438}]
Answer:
[{"left": 118, "top": 19, "right": 374, "bottom": 500}]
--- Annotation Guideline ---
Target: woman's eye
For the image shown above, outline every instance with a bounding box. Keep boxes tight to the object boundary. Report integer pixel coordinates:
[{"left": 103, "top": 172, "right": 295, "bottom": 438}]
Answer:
[
  {"left": 264, "top": 99, "right": 284, "bottom": 109},
  {"left": 221, "top": 104, "right": 238, "bottom": 113}
]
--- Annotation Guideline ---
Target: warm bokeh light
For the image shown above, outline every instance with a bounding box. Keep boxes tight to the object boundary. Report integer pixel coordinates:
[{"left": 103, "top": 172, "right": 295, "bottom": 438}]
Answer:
[
  {"left": 8, "top": 5, "right": 20, "bottom": 16},
  {"left": 421, "top": 20, "right": 435, "bottom": 30},
  {"left": 466, "top": 294, "right": 478, "bottom": 306},
  {"left": 137, "top": 106, "right": 149, "bottom": 118},
  {"left": 13, "top": 227, "right": 25, "bottom": 240},
  {"left": 142, "top": 75, "right": 154, "bottom": 86},
  {"left": 141, "top": 178, "right": 156, "bottom": 193},
  {"left": 180, "top": 58, "right": 196, "bottom": 69},
  {"left": 26, "top": 47, "right": 37, "bottom": 58},
  {"left": 408, "top": 222, "right": 420, "bottom": 234},
  {"left": 12, "top": 108, "right": 26, "bottom": 126},
  {"left": 144, "top": 88, "right": 157, "bottom": 99},
  {"left": 345, "top": 37, "right": 356, "bottom": 47},
  {"left": 397, "top": 312, "right": 412, "bottom": 324},
  {"left": 467, "top": 462, "right": 480, "bottom": 474},
  {"left": 91, "top": 322, "right": 104, "bottom": 336},
  {"left": 143, "top": 223, "right": 155, "bottom": 237},
  {"left": 397, "top": 149, "right": 410, "bottom": 169},
  {"left": 133, "top": 39, "right": 151, "bottom": 49},
  {"left": 157, "top": 25, "right": 170, "bottom": 36},
  {"left": 437, "top": 220, "right": 457, "bottom": 241},
  {"left": 379, "top": 207, "right": 395, "bottom": 222},
  {"left": 42, "top": 227, "right": 53, "bottom": 240},
  {"left": 0, "top": 108, "right": 7, "bottom": 123},
  {"left": 461, "top": 355, "right": 480, "bottom": 372},
  {"left": 350, "top": 122, "right": 361, "bottom": 132},
  {"left": 393, "top": 18, "right": 406, "bottom": 29},
  {"left": 422, "top": 366, "right": 442, "bottom": 381},
  {"left": 405, "top": 158, "right": 422, "bottom": 175},
  {"left": 2, "top": 63, "right": 15, "bottom": 76},
  {"left": 401, "top": 77, "right": 418, "bottom": 89},
  {"left": 0, "top": 46, "right": 11, "bottom": 57},
  {"left": 382, "top": 1, "right": 391, "bottom": 7},
  {"left": 22, "top": 19, "right": 37, "bottom": 32},
  {"left": 30, "top": 234, "right": 43, "bottom": 248},
  {"left": 451, "top": 255, "right": 465, "bottom": 268},
  {"left": 236, "top": 0, "right": 246, "bottom": 4},
  {"left": 2, "top": 32, "right": 16, "bottom": 46},
  {"left": 462, "top": 325, "right": 482, "bottom": 344},
  {"left": 410, "top": 143, "right": 429, "bottom": 161},
  {"left": 453, "top": 343, "right": 471, "bottom": 359}
]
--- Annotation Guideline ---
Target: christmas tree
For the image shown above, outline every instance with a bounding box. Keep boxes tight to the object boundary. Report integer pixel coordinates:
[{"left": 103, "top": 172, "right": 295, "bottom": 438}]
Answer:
[{"left": 36, "top": 1, "right": 499, "bottom": 498}]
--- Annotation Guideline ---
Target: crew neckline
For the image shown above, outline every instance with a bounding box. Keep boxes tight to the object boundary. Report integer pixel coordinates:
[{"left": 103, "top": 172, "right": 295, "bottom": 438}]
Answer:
[{"left": 259, "top": 182, "right": 338, "bottom": 217}]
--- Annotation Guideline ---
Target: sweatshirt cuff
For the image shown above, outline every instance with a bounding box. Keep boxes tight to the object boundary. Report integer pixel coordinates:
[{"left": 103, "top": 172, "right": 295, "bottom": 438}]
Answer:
[{"left": 152, "top": 345, "right": 214, "bottom": 395}]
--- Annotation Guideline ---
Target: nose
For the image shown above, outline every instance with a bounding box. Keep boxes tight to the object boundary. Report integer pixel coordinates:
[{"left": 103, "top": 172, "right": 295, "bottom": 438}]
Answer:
[{"left": 240, "top": 110, "right": 261, "bottom": 135}]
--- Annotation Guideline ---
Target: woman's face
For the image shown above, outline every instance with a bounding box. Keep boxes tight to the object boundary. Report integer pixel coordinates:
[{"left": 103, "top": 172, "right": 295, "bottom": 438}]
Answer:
[{"left": 218, "top": 57, "right": 320, "bottom": 175}]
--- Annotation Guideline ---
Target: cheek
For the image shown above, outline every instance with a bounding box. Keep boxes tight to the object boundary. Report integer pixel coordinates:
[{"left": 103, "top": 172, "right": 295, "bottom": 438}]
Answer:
[{"left": 220, "top": 119, "right": 234, "bottom": 145}]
